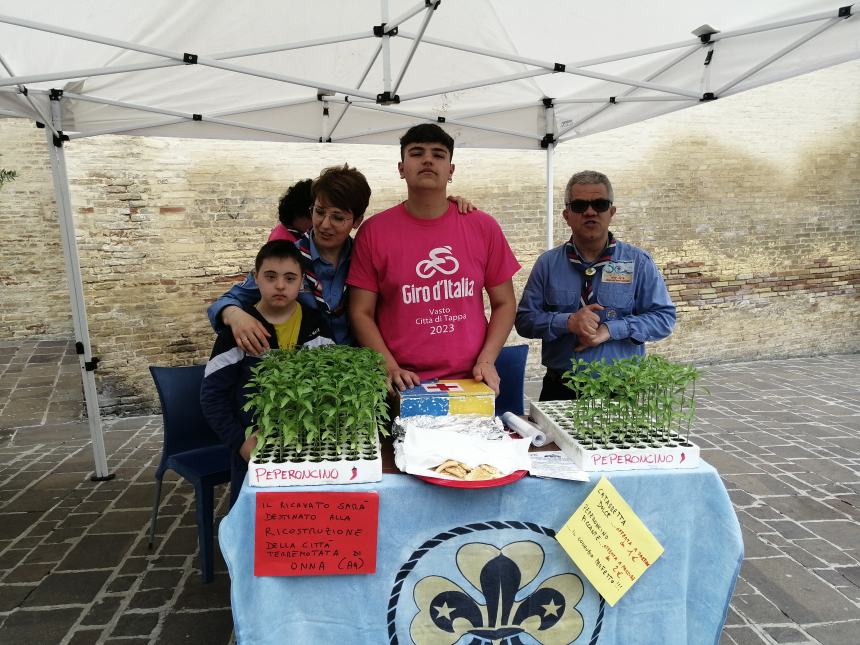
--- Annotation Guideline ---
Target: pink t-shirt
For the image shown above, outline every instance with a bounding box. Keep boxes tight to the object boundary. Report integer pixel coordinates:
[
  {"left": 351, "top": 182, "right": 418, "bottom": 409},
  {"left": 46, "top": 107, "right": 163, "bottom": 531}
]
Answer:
[
  {"left": 268, "top": 223, "right": 300, "bottom": 242},
  {"left": 347, "top": 202, "right": 520, "bottom": 380}
]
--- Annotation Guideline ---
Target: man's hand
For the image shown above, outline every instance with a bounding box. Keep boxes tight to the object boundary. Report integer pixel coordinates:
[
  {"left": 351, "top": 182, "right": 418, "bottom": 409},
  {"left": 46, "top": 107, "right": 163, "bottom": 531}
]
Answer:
[
  {"left": 239, "top": 433, "right": 258, "bottom": 462},
  {"left": 566, "top": 303, "right": 603, "bottom": 337},
  {"left": 574, "top": 324, "right": 611, "bottom": 352},
  {"left": 222, "top": 305, "right": 270, "bottom": 356},
  {"left": 472, "top": 361, "right": 500, "bottom": 396},
  {"left": 387, "top": 364, "right": 422, "bottom": 392},
  {"left": 448, "top": 194, "right": 477, "bottom": 214}
]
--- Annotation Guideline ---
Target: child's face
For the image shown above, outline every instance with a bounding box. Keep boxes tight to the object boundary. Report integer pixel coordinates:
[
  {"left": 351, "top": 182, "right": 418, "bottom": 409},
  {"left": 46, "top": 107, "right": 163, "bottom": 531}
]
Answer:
[{"left": 255, "top": 256, "right": 302, "bottom": 311}]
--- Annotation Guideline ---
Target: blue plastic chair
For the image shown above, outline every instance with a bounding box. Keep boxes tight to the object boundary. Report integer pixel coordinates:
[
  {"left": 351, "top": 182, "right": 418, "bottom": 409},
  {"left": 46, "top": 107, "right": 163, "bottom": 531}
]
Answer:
[
  {"left": 148, "top": 365, "right": 231, "bottom": 583},
  {"left": 494, "top": 344, "right": 529, "bottom": 416}
]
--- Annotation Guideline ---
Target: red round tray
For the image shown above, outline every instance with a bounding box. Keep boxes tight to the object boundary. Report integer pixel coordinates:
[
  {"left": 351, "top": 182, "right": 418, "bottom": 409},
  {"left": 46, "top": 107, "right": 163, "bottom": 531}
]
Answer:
[{"left": 415, "top": 469, "right": 528, "bottom": 488}]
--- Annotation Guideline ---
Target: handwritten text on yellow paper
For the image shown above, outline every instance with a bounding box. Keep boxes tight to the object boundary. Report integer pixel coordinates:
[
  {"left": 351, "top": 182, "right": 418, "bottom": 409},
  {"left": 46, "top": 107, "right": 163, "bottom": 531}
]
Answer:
[{"left": 557, "top": 476, "right": 664, "bottom": 606}]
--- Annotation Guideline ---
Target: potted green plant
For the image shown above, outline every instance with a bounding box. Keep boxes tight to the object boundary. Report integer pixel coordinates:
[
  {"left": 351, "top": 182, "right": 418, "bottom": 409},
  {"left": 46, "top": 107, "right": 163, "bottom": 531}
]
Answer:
[
  {"left": 243, "top": 345, "right": 390, "bottom": 486},
  {"left": 530, "top": 355, "right": 703, "bottom": 472}
]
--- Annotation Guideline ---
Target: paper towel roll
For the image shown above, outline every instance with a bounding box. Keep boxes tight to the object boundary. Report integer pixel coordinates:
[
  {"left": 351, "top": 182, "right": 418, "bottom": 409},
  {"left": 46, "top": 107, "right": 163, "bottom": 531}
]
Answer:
[{"left": 501, "top": 412, "right": 547, "bottom": 447}]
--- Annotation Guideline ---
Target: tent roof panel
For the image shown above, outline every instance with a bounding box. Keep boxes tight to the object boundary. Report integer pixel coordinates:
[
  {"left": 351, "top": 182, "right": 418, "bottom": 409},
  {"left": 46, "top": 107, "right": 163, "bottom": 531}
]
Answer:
[{"left": 1, "top": 0, "right": 857, "bottom": 148}]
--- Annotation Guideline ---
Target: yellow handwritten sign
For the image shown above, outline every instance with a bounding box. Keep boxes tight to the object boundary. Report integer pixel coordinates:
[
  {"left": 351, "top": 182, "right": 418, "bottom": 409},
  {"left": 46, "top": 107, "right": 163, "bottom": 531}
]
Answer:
[{"left": 556, "top": 476, "right": 663, "bottom": 606}]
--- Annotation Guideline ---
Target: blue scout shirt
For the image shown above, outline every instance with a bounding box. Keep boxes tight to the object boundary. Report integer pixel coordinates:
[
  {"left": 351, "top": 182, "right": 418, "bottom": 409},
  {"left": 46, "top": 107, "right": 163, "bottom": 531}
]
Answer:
[
  {"left": 515, "top": 239, "right": 676, "bottom": 372},
  {"left": 207, "top": 235, "right": 354, "bottom": 346}
]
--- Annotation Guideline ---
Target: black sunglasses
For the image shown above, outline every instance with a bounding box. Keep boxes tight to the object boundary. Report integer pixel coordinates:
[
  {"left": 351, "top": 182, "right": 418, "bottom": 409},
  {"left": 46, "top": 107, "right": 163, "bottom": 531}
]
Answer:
[{"left": 565, "top": 199, "right": 612, "bottom": 214}]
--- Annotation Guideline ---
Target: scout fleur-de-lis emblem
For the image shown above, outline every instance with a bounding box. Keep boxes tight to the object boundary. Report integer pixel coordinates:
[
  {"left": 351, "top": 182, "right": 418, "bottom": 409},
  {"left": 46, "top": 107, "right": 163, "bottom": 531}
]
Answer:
[{"left": 410, "top": 541, "right": 584, "bottom": 644}]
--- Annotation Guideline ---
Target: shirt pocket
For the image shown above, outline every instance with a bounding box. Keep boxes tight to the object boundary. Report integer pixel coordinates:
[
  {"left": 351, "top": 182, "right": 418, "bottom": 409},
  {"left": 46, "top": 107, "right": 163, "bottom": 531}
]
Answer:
[
  {"left": 597, "top": 281, "right": 634, "bottom": 313},
  {"left": 546, "top": 289, "right": 579, "bottom": 313}
]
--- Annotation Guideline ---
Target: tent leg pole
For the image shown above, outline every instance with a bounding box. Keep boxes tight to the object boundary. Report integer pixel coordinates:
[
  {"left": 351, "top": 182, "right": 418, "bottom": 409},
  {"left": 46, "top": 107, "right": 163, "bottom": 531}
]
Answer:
[
  {"left": 546, "top": 142, "right": 555, "bottom": 250},
  {"left": 44, "top": 129, "right": 114, "bottom": 482}
]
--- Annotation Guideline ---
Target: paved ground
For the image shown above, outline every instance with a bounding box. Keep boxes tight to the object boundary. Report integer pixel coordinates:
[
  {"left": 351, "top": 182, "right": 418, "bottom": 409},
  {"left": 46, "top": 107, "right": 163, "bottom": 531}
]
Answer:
[{"left": 0, "top": 338, "right": 858, "bottom": 644}]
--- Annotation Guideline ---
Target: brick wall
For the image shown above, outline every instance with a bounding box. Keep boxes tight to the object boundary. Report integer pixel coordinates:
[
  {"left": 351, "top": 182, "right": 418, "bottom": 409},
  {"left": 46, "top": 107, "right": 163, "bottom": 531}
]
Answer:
[{"left": 0, "top": 61, "right": 857, "bottom": 415}]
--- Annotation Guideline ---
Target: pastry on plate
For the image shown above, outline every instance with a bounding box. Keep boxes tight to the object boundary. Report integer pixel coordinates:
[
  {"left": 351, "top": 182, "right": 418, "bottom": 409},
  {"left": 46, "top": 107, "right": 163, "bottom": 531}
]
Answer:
[
  {"left": 465, "top": 464, "right": 502, "bottom": 481},
  {"left": 433, "top": 460, "right": 501, "bottom": 480}
]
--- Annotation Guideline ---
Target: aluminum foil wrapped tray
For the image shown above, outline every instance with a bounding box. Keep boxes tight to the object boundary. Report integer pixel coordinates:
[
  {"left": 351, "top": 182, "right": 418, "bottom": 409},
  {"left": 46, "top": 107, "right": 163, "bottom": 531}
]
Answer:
[{"left": 393, "top": 414, "right": 531, "bottom": 480}]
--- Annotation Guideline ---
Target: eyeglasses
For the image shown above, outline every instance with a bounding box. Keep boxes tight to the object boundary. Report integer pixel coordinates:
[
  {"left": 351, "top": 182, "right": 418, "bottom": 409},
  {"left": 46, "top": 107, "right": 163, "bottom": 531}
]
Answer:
[
  {"left": 310, "top": 205, "right": 353, "bottom": 227},
  {"left": 565, "top": 198, "right": 613, "bottom": 214}
]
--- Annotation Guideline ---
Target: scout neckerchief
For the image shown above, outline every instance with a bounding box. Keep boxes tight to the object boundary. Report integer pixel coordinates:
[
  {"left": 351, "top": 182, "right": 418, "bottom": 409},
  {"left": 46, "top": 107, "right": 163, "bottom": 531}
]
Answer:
[
  {"left": 294, "top": 232, "right": 347, "bottom": 317},
  {"left": 565, "top": 231, "right": 616, "bottom": 307}
]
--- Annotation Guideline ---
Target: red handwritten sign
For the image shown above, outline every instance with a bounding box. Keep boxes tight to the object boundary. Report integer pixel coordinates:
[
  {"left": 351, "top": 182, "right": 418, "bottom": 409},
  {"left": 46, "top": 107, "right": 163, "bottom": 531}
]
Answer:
[{"left": 254, "top": 491, "right": 379, "bottom": 577}]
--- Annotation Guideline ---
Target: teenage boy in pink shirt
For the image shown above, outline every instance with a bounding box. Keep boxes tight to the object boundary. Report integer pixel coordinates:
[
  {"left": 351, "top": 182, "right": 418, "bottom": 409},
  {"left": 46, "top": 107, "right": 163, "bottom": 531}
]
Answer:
[{"left": 348, "top": 124, "right": 520, "bottom": 394}]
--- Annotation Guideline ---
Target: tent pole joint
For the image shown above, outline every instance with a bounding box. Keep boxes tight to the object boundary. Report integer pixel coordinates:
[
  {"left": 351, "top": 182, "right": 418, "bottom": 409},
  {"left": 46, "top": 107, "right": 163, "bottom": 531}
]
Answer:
[
  {"left": 192, "top": 113, "right": 202, "bottom": 121},
  {"left": 554, "top": 63, "right": 566, "bottom": 72},
  {"left": 35, "top": 121, "right": 45, "bottom": 129},
  {"left": 540, "top": 133, "right": 556, "bottom": 149},
  {"left": 700, "top": 92, "right": 717, "bottom": 102},
  {"left": 49, "top": 88, "right": 63, "bottom": 101},
  {"left": 376, "top": 91, "right": 400, "bottom": 105},
  {"left": 75, "top": 341, "right": 100, "bottom": 371},
  {"left": 838, "top": 6, "right": 851, "bottom": 18},
  {"left": 52, "top": 132, "right": 69, "bottom": 147},
  {"left": 542, "top": 97, "right": 554, "bottom": 108},
  {"left": 693, "top": 25, "right": 720, "bottom": 44},
  {"left": 90, "top": 472, "right": 117, "bottom": 482},
  {"left": 373, "top": 24, "right": 399, "bottom": 38},
  {"left": 425, "top": 1, "right": 441, "bottom": 9},
  {"left": 183, "top": 53, "right": 198, "bottom": 64}
]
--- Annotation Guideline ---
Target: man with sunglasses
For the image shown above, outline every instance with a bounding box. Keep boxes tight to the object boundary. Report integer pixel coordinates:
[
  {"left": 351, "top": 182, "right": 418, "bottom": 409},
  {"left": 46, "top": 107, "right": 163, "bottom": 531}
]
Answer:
[{"left": 515, "top": 170, "right": 676, "bottom": 400}]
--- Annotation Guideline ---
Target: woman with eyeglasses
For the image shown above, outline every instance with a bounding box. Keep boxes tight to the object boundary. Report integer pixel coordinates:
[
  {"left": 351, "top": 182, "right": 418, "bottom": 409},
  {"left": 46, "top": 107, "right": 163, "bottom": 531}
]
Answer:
[{"left": 207, "top": 164, "right": 474, "bottom": 353}]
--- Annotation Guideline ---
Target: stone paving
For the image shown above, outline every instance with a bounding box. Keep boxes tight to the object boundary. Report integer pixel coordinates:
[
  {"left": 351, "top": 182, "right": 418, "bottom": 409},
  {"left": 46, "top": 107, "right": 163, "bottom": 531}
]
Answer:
[{"left": 0, "top": 338, "right": 858, "bottom": 644}]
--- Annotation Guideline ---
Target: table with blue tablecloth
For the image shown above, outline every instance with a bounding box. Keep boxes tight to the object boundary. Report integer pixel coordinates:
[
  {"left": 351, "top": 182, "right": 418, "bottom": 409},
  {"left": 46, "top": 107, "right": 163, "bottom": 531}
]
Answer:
[{"left": 219, "top": 463, "right": 742, "bottom": 645}]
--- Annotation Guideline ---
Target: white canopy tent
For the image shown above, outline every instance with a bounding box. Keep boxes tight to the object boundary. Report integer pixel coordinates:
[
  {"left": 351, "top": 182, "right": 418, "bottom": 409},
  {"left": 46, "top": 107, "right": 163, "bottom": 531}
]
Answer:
[{"left": 1, "top": 0, "right": 857, "bottom": 478}]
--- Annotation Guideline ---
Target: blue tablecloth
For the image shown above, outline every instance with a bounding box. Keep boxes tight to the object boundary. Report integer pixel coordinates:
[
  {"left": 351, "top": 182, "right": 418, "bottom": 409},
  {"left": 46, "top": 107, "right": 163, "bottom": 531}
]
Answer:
[{"left": 220, "top": 464, "right": 742, "bottom": 645}]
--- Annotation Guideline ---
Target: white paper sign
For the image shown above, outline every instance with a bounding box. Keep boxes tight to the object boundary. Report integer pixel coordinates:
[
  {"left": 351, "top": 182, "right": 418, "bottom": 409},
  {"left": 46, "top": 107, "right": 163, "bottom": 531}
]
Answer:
[{"left": 529, "top": 451, "right": 589, "bottom": 482}]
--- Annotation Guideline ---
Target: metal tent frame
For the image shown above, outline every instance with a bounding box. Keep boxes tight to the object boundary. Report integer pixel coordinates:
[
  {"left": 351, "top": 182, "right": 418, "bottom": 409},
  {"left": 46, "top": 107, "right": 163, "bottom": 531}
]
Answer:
[{"left": 0, "top": 1, "right": 857, "bottom": 478}]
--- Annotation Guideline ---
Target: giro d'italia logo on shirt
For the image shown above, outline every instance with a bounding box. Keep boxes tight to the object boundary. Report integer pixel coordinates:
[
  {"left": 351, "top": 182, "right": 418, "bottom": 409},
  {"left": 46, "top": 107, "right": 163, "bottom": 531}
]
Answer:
[
  {"left": 402, "top": 246, "right": 475, "bottom": 304},
  {"left": 417, "top": 246, "right": 460, "bottom": 278},
  {"left": 387, "top": 521, "right": 606, "bottom": 644}
]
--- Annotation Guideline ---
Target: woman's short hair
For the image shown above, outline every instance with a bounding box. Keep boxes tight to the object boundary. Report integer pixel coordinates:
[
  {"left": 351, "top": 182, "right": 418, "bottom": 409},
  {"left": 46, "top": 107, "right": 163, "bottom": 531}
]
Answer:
[{"left": 311, "top": 164, "right": 372, "bottom": 218}]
